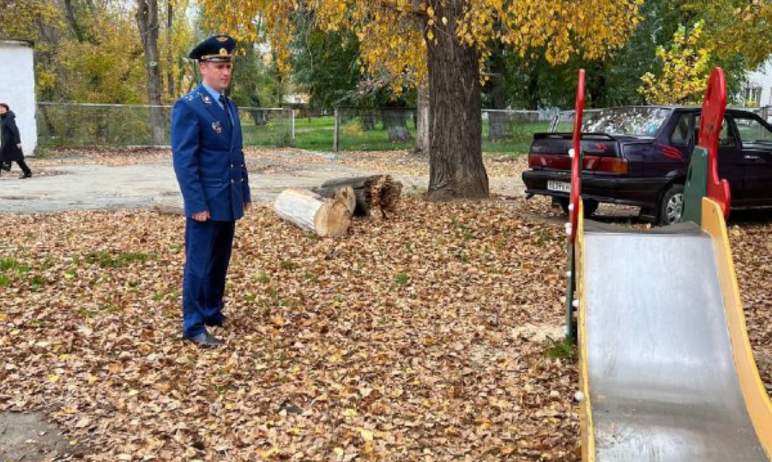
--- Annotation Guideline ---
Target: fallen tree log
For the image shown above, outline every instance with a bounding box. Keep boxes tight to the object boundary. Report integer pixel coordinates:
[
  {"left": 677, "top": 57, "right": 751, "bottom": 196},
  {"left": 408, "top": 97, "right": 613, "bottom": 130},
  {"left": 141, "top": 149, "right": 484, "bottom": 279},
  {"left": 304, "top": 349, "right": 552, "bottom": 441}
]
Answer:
[
  {"left": 274, "top": 188, "right": 351, "bottom": 238},
  {"left": 315, "top": 175, "right": 403, "bottom": 219},
  {"left": 333, "top": 185, "right": 356, "bottom": 215}
]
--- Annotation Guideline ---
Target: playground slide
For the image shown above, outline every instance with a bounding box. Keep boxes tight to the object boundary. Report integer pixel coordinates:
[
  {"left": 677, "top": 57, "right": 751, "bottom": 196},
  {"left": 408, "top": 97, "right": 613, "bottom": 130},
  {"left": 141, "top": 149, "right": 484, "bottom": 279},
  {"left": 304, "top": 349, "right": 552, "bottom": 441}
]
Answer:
[{"left": 576, "top": 199, "right": 772, "bottom": 462}]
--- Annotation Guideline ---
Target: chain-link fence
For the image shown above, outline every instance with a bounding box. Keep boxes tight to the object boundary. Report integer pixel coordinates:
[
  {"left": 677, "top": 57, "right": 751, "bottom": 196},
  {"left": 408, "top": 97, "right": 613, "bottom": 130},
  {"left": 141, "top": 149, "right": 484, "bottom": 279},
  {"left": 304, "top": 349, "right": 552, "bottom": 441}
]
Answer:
[
  {"left": 35, "top": 102, "right": 574, "bottom": 153},
  {"left": 482, "top": 109, "right": 558, "bottom": 153},
  {"left": 332, "top": 107, "right": 562, "bottom": 153},
  {"left": 38, "top": 102, "right": 174, "bottom": 147},
  {"left": 35, "top": 102, "right": 772, "bottom": 152},
  {"left": 333, "top": 107, "right": 417, "bottom": 152},
  {"left": 37, "top": 103, "right": 294, "bottom": 149}
]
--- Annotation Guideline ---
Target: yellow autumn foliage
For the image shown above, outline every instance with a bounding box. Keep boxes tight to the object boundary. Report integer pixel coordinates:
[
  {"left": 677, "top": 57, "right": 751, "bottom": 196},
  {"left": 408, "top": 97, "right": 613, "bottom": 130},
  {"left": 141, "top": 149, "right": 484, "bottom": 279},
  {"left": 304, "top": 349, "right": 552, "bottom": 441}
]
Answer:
[
  {"left": 0, "top": 0, "right": 60, "bottom": 41},
  {"left": 639, "top": 21, "right": 711, "bottom": 105},
  {"left": 684, "top": 0, "right": 772, "bottom": 69},
  {"left": 199, "top": 0, "right": 643, "bottom": 90}
]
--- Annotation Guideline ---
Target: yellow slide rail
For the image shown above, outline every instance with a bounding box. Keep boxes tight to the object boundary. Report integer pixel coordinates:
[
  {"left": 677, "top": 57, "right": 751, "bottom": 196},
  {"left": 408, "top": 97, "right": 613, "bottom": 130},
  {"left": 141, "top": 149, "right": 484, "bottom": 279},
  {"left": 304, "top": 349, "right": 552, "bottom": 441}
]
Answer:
[
  {"left": 701, "top": 198, "right": 772, "bottom": 458},
  {"left": 576, "top": 201, "right": 596, "bottom": 462}
]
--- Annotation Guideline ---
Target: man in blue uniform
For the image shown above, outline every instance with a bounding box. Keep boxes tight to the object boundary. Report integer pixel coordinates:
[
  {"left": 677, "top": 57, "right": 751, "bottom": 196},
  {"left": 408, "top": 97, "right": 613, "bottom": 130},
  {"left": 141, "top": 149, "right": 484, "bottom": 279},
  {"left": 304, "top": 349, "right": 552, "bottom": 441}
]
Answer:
[{"left": 171, "top": 35, "right": 251, "bottom": 347}]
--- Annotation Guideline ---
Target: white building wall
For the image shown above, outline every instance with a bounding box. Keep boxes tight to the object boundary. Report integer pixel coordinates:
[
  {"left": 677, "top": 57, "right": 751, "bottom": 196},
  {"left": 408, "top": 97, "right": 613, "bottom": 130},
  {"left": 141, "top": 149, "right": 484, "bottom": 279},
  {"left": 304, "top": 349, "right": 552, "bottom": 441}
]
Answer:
[
  {"left": 745, "top": 60, "right": 772, "bottom": 108},
  {"left": 0, "top": 40, "right": 37, "bottom": 157}
]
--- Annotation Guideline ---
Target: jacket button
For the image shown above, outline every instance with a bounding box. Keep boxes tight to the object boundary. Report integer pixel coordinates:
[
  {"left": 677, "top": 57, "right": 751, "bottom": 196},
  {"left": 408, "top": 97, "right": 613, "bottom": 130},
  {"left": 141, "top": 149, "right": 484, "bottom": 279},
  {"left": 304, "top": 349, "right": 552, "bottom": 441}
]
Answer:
[
  {"left": 231, "top": 179, "right": 234, "bottom": 184},
  {"left": 230, "top": 164, "right": 234, "bottom": 168}
]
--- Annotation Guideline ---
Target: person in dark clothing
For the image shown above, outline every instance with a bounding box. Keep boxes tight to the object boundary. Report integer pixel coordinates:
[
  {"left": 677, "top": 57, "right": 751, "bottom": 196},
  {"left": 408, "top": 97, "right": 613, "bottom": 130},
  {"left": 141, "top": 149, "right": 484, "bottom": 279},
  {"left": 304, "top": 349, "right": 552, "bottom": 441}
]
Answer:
[{"left": 0, "top": 103, "right": 32, "bottom": 179}]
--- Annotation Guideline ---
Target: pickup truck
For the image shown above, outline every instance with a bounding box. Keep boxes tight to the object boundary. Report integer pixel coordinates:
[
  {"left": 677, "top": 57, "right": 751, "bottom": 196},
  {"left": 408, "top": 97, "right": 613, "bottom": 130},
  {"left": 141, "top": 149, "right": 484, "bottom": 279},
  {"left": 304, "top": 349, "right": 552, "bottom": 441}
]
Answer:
[{"left": 522, "top": 106, "right": 772, "bottom": 225}]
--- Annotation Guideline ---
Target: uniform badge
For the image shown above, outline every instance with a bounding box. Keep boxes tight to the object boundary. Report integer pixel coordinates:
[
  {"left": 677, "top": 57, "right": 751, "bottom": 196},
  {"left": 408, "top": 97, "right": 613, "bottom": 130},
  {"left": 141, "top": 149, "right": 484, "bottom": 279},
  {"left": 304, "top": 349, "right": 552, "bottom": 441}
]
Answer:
[
  {"left": 212, "top": 121, "right": 223, "bottom": 134},
  {"left": 219, "top": 48, "right": 227, "bottom": 56},
  {"left": 216, "top": 36, "right": 228, "bottom": 43},
  {"left": 203, "top": 95, "right": 212, "bottom": 104}
]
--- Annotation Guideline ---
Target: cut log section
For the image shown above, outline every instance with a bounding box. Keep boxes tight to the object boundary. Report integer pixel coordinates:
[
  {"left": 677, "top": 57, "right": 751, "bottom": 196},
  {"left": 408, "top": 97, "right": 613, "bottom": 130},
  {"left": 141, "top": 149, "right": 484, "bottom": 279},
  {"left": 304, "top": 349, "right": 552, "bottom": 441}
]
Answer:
[
  {"left": 333, "top": 186, "right": 356, "bottom": 215},
  {"left": 315, "top": 175, "right": 403, "bottom": 219},
  {"left": 274, "top": 188, "right": 351, "bottom": 238}
]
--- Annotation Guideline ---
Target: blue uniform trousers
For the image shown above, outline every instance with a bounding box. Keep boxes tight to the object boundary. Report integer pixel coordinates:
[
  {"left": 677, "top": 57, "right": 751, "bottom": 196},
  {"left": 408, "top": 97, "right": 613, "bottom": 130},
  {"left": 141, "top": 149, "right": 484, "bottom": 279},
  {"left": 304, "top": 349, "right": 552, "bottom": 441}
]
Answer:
[{"left": 182, "top": 218, "right": 235, "bottom": 338}]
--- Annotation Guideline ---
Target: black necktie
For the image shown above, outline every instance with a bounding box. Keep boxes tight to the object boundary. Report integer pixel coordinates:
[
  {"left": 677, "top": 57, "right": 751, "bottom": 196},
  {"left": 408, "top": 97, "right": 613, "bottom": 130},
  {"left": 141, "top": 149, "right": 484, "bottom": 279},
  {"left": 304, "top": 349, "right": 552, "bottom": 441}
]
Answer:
[{"left": 219, "top": 94, "right": 233, "bottom": 126}]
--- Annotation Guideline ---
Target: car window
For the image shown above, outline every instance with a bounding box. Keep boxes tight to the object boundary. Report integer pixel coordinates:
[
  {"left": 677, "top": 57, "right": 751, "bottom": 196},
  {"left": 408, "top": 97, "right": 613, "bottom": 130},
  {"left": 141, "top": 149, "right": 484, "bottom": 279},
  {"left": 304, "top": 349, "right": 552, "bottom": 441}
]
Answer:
[
  {"left": 732, "top": 116, "right": 772, "bottom": 146},
  {"left": 582, "top": 107, "right": 672, "bottom": 136},
  {"left": 694, "top": 116, "right": 737, "bottom": 148},
  {"left": 669, "top": 113, "right": 691, "bottom": 147}
]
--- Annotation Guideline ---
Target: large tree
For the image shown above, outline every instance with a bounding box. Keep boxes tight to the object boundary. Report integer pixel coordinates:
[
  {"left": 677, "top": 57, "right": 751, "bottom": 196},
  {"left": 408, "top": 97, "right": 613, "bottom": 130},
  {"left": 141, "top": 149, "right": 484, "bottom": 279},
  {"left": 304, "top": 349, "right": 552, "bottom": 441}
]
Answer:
[
  {"left": 684, "top": 0, "right": 772, "bottom": 70},
  {"left": 199, "top": 0, "right": 641, "bottom": 201},
  {"left": 0, "top": 0, "right": 59, "bottom": 40}
]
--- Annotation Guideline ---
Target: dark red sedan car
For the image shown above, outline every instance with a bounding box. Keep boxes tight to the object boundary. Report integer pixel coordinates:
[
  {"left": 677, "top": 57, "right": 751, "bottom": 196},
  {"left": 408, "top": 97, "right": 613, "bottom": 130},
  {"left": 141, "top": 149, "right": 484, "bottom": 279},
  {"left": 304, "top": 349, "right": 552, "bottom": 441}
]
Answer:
[{"left": 522, "top": 106, "right": 772, "bottom": 225}]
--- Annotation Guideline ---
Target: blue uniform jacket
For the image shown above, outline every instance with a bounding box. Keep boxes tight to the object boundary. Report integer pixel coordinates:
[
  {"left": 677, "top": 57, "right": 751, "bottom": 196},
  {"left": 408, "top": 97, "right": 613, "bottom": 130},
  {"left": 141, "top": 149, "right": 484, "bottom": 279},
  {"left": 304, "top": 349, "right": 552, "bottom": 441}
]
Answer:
[{"left": 171, "top": 84, "right": 251, "bottom": 221}]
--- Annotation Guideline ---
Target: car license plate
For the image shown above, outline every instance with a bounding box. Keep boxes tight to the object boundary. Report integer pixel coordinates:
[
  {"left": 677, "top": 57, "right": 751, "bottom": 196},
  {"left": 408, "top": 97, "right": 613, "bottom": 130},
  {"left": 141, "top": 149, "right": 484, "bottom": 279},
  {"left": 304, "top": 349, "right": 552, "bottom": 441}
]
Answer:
[{"left": 547, "top": 181, "right": 571, "bottom": 193}]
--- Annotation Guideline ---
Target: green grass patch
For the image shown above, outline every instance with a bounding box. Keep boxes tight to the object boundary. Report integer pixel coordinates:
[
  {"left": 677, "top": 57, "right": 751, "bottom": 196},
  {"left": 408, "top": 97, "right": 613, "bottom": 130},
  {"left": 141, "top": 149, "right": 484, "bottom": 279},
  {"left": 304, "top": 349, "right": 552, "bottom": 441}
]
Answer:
[
  {"left": 302, "top": 271, "right": 318, "bottom": 282},
  {"left": 254, "top": 272, "right": 271, "bottom": 284},
  {"left": 28, "top": 319, "right": 53, "bottom": 328},
  {"left": 30, "top": 275, "right": 45, "bottom": 288},
  {"left": 544, "top": 336, "right": 577, "bottom": 361},
  {"left": 0, "top": 258, "right": 32, "bottom": 275},
  {"left": 101, "top": 304, "right": 122, "bottom": 313},
  {"left": 243, "top": 116, "right": 553, "bottom": 154},
  {"left": 79, "top": 309, "right": 96, "bottom": 319},
  {"left": 86, "top": 251, "right": 148, "bottom": 268},
  {"left": 394, "top": 272, "right": 411, "bottom": 287}
]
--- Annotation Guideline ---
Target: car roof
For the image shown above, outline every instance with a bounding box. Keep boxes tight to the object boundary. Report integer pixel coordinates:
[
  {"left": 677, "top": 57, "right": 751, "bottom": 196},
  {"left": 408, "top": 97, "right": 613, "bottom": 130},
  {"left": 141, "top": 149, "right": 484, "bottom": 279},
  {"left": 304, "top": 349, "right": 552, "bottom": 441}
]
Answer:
[{"left": 602, "top": 105, "right": 762, "bottom": 117}]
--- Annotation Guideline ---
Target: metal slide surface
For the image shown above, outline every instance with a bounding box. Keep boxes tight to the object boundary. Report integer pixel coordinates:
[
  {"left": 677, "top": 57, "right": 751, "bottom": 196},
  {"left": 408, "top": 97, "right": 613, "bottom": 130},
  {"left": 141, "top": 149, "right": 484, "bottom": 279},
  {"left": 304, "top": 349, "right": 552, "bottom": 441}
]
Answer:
[{"left": 582, "top": 226, "right": 769, "bottom": 461}]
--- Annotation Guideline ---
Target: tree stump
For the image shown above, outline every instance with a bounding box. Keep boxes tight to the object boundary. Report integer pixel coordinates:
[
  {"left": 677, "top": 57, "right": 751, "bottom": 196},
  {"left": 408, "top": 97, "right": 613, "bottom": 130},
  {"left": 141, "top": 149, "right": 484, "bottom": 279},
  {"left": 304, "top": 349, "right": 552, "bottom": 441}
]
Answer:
[{"left": 274, "top": 188, "right": 351, "bottom": 237}]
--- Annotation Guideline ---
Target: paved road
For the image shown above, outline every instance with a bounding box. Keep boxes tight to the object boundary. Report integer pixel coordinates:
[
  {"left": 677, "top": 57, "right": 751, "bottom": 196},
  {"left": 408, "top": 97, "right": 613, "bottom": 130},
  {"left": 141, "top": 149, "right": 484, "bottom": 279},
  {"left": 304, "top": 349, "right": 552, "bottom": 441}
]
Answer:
[{"left": 0, "top": 152, "right": 524, "bottom": 214}]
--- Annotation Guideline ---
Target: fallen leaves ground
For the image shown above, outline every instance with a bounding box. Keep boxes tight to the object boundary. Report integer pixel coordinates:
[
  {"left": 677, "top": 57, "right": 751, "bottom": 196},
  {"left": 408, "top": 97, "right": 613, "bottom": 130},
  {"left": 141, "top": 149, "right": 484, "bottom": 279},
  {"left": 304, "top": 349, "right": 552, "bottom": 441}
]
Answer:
[{"left": 0, "top": 149, "right": 770, "bottom": 462}]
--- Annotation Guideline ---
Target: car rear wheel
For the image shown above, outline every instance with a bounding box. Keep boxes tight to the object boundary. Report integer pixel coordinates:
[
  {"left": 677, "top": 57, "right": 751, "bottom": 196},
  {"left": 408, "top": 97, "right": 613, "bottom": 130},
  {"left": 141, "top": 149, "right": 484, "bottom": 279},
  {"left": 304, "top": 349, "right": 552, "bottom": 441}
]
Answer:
[
  {"left": 658, "top": 184, "right": 684, "bottom": 226},
  {"left": 557, "top": 197, "right": 599, "bottom": 217}
]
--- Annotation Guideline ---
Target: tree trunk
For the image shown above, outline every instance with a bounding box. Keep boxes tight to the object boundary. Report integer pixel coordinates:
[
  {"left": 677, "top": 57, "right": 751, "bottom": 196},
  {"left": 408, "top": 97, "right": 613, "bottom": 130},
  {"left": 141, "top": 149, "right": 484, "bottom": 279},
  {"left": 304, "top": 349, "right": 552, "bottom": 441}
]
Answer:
[
  {"left": 426, "top": 1, "right": 489, "bottom": 201},
  {"left": 525, "top": 66, "right": 540, "bottom": 110},
  {"left": 166, "top": 0, "right": 174, "bottom": 98},
  {"left": 136, "top": 0, "right": 165, "bottom": 145},
  {"left": 62, "top": 0, "right": 87, "bottom": 42},
  {"left": 414, "top": 84, "right": 430, "bottom": 157},
  {"left": 39, "top": 105, "right": 56, "bottom": 138}
]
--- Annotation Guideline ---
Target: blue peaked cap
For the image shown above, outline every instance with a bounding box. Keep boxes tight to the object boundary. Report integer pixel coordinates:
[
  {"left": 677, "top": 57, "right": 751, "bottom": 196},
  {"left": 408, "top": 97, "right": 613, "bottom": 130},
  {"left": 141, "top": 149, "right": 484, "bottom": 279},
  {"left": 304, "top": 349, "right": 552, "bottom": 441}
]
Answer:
[{"left": 188, "top": 35, "right": 235, "bottom": 62}]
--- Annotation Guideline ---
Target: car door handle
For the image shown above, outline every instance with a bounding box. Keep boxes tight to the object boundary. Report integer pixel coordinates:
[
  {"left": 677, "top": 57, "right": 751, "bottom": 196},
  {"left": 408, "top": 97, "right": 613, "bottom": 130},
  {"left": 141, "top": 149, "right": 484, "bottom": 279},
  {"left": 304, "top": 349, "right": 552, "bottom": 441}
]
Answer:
[{"left": 744, "top": 155, "right": 760, "bottom": 160}]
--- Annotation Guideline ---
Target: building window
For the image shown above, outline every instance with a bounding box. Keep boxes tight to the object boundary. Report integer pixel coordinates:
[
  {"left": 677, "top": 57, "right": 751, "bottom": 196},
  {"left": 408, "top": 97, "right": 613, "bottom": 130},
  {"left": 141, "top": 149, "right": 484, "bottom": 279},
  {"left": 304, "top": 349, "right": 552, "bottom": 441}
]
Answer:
[{"left": 744, "top": 86, "right": 762, "bottom": 107}]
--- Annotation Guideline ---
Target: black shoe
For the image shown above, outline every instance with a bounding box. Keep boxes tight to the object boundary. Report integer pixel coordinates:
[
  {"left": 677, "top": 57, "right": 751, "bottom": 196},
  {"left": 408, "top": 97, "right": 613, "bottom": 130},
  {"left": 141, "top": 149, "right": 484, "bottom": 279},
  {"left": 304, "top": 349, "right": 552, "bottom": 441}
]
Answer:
[
  {"left": 205, "top": 316, "right": 229, "bottom": 328},
  {"left": 20, "top": 172, "right": 32, "bottom": 179},
  {"left": 1, "top": 163, "right": 10, "bottom": 172},
  {"left": 184, "top": 331, "right": 224, "bottom": 347}
]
